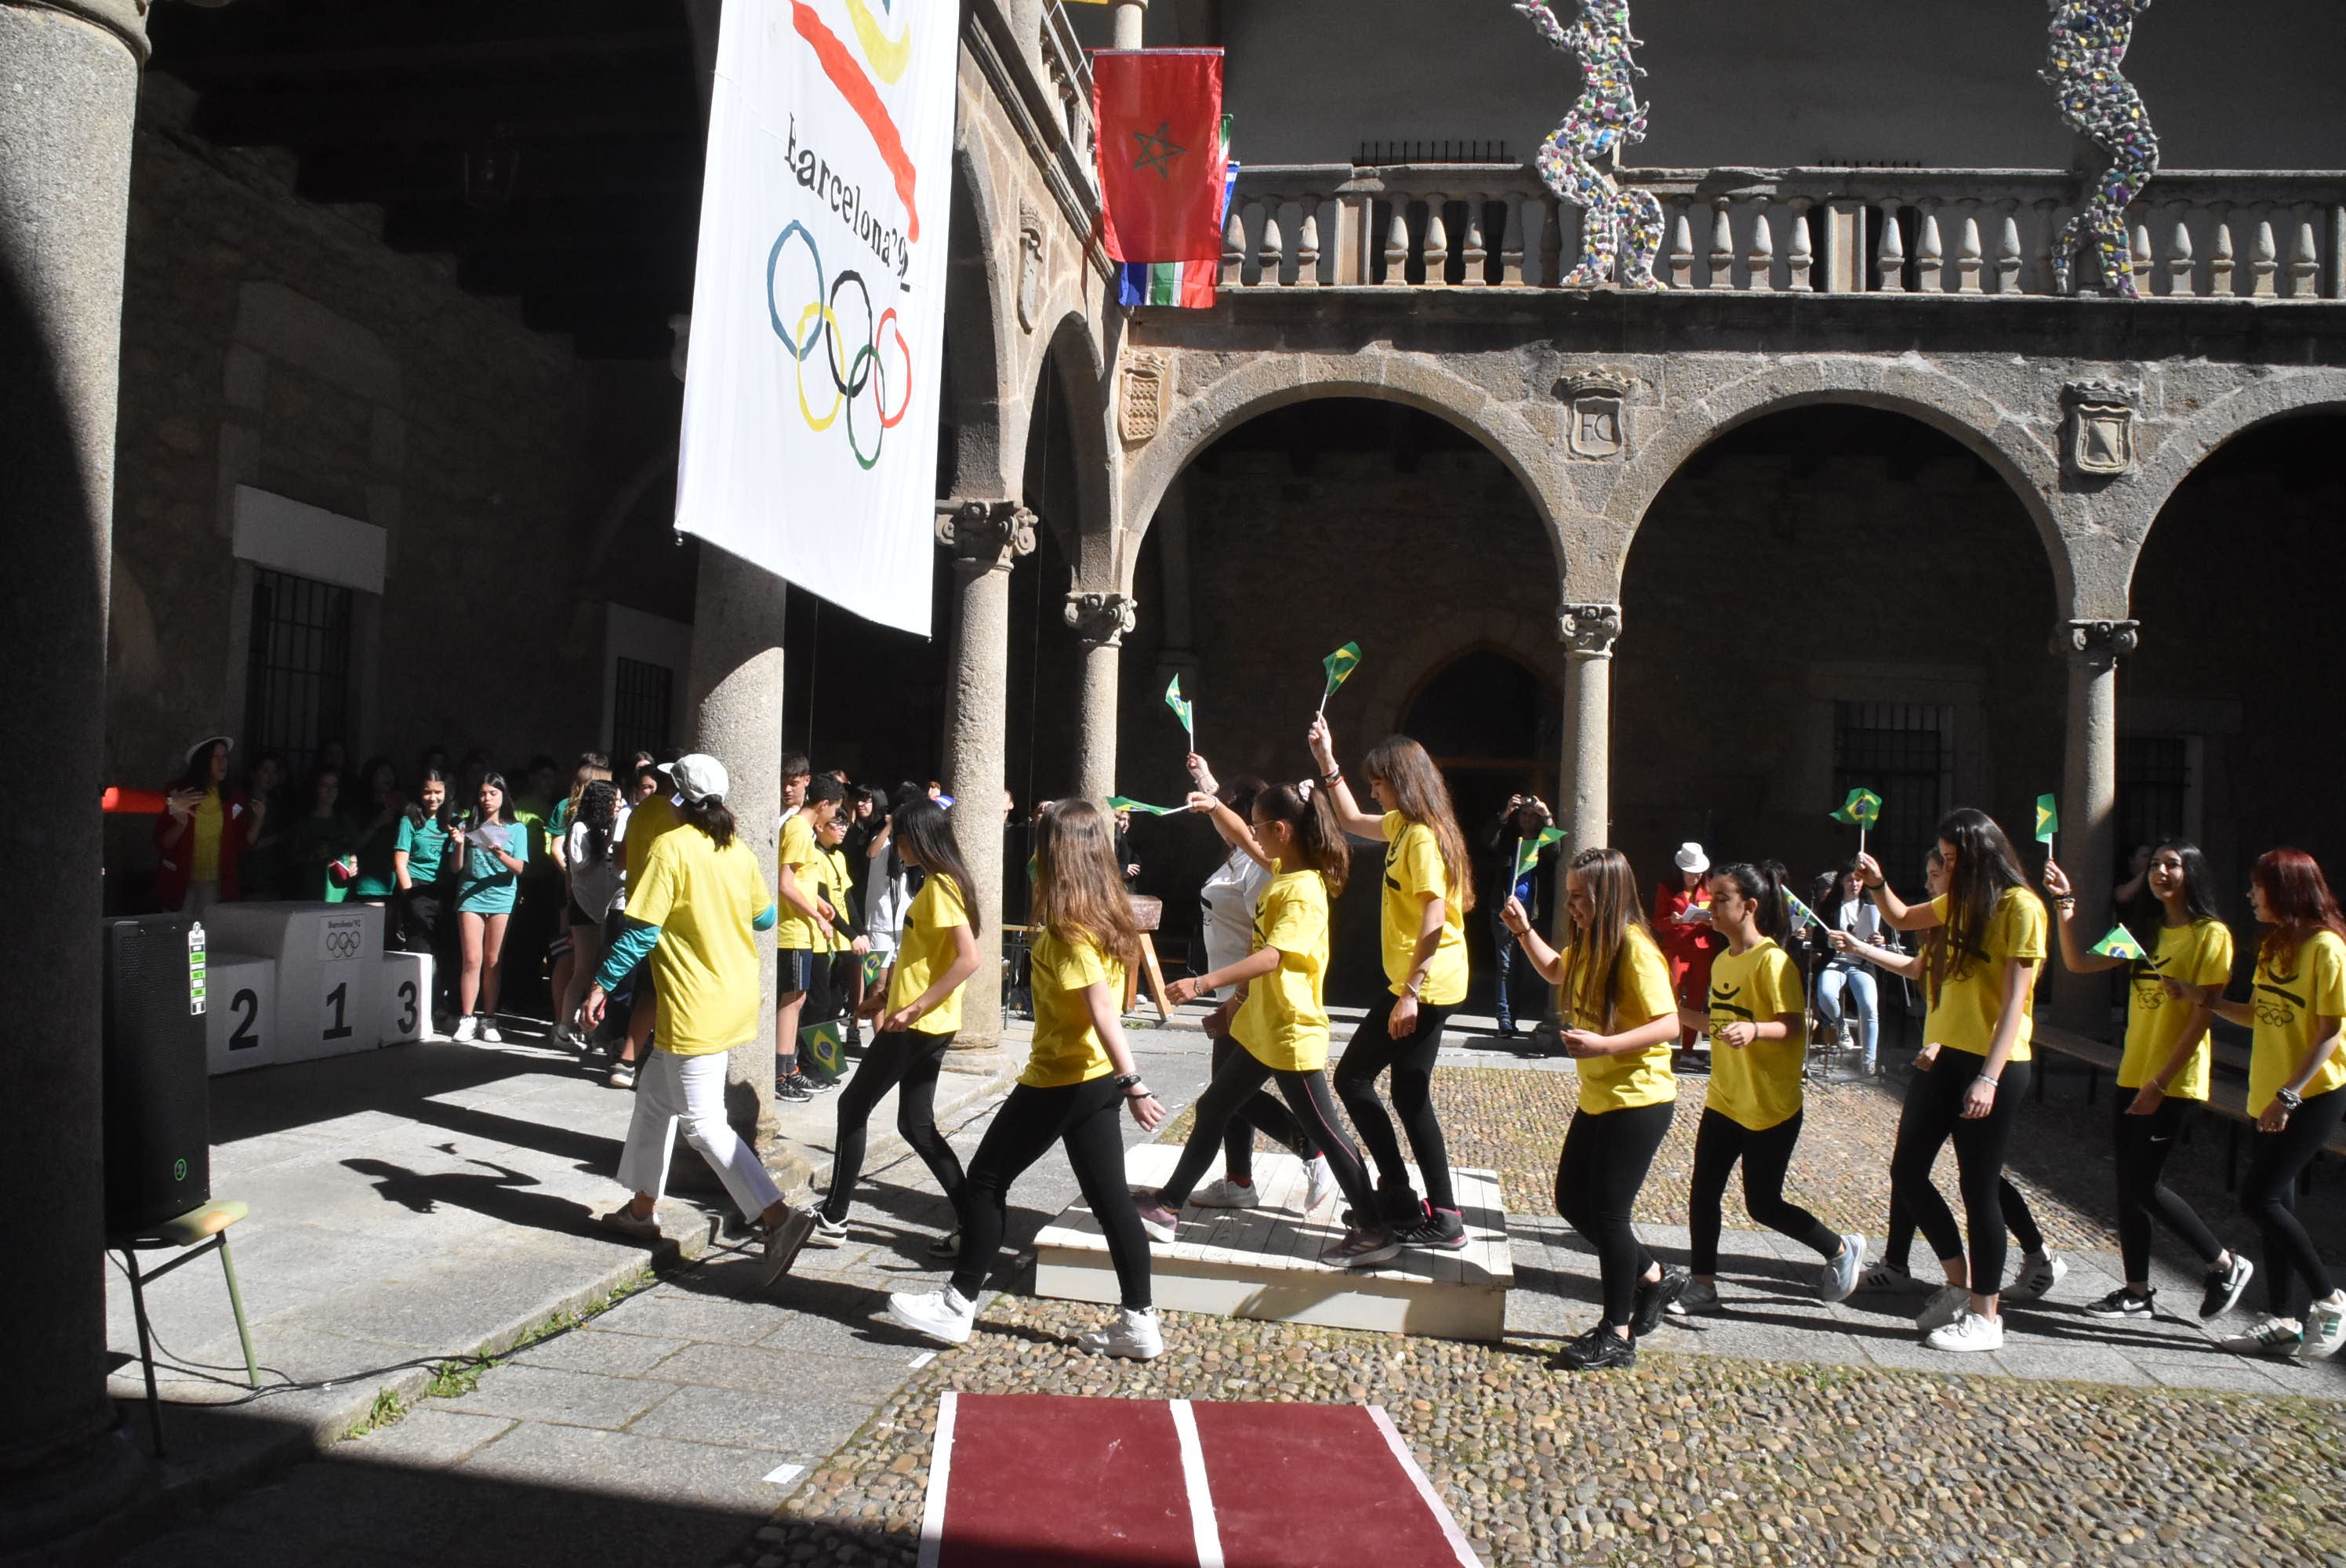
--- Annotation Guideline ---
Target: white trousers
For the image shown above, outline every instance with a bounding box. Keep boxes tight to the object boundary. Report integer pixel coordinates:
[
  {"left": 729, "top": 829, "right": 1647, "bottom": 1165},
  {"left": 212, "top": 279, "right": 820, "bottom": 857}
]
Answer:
[{"left": 616, "top": 1047, "right": 783, "bottom": 1222}]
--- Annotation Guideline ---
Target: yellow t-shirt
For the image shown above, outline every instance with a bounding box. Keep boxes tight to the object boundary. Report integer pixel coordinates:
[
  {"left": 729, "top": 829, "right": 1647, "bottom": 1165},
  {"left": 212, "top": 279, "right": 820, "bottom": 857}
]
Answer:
[
  {"left": 190, "top": 793, "right": 225, "bottom": 881},
  {"left": 1703, "top": 939, "right": 1808, "bottom": 1132},
  {"left": 774, "top": 812, "right": 823, "bottom": 951},
  {"left": 1559, "top": 924, "right": 1678, "bottom": 1114},
  {"left": 2118, "top": 918, "right": 2235, "bottom": 1099},
  {"left": 1379, "top": 812, "right": 1469, "bottom": 1007},
  {"left": 2249, "top": 929, "right": 2346, "bottom": 1115},
  {"left": 812, "top": 847, "right": 854, "bottom": 953},
  {"left": 1022, "top": 930, "right": 1126, "bottom": 1089},
  {"left": 1925, "top": 887, "right": 2047, "bottom": 1062},
  {"left": 1233, "top": 869, "right": 1332, "bottom": 1073},
  {"left": 623, "top": 791, "right": 681, "bottom": 878},
  {"left": 626, "top": 826, "right": 773, "bottom": 1058},
  {"left": 888, "top": 873, "right": 968, "bottom": 1036}
]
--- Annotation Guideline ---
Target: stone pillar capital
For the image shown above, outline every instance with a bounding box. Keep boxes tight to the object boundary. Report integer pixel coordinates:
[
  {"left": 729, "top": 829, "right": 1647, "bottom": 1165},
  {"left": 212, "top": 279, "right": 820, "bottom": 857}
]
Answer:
[
  {"left": 935, "top": 499, "right": 1037, "bottom": 575},
  {"left": 2052, "top": 618, "right": 2141, "bottom": 662},
  {"left": 1558, "top": 602, "right": 1623, "bottom": 659},
  {"left": 1063, "top": 590, "right": 1138, "bottom": 647}
]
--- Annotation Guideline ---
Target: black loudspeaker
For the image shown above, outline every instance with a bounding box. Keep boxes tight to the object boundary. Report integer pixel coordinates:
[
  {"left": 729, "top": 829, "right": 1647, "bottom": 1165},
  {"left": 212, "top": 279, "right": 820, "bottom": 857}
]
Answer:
[{"left": 102, "top": 913, "right": 211, "bottom": 1234}]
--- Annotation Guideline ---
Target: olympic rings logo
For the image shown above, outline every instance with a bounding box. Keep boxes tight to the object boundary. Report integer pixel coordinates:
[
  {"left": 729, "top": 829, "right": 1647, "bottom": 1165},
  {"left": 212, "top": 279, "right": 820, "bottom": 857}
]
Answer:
[{"left": 767, "top": 221, "right": 913, "bottom": 470}]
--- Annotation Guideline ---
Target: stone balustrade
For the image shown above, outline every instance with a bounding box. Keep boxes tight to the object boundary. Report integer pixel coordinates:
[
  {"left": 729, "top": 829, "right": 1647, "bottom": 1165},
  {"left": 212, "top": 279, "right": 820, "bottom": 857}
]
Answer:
[
  {"left": 1037, "top": 1, "right": 1098, "bottom": 186},
  {"left": 1217, "top": 164, "right": 2346, "bottom": 299}
]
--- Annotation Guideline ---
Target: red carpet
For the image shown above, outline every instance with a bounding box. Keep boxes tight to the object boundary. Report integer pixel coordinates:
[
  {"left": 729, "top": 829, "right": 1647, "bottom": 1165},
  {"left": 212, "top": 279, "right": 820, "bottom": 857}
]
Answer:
[{"left": 920, "top": 1393, "right": 1478, "bottom": 1568}]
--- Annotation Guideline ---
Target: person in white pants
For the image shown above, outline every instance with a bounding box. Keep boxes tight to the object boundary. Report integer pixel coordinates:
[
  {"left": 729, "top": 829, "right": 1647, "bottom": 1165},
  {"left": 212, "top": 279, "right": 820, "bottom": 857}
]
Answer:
[{"left": 582, "top": 754, "right": 817, "bottom": 1283}]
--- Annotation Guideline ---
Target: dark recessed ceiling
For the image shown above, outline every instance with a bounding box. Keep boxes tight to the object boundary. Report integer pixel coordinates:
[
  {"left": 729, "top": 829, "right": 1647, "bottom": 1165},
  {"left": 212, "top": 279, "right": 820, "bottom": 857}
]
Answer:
[{"left": 151, "top": 0, "right": 704, "bottom": 359}]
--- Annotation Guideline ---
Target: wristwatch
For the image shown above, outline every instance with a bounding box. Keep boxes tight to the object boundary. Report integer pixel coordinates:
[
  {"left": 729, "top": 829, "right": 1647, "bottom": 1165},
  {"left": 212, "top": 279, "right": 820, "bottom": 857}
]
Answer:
[
  {"left": 2276, "top": 1087, "right": 2304, "bottom": 1112},
  {"left": 1114, "top": 1073, "right": 1148, "bottom": 1097}
]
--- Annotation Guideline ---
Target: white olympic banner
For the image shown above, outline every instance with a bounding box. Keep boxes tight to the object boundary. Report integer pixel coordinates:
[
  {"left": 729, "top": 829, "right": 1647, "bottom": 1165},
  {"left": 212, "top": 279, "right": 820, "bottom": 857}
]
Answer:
[{"left": 676, "top": 0, "right": 957, "bottom": 636}]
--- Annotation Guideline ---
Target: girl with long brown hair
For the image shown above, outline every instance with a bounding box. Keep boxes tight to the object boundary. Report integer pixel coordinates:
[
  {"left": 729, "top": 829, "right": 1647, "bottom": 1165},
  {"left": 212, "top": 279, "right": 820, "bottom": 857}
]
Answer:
[
  {"left": 1307, "top": 717, "right": 1476, "bottom": 1259},
  {"left": 1505, "top": 846, "right": 1685, "bottom": 1370},
  {"left": 2168, "top": 848, "right": 2346, "bottom": 1359},
  {"left": 887, "top": 800, "right": 1169, "bottom": 1359},
  {"left": 1140, "top": 781, "right": 1389, "bottom": 1264},
  {"left": 1859, "top": 806, "right": 2056, "bottom": 1354}
]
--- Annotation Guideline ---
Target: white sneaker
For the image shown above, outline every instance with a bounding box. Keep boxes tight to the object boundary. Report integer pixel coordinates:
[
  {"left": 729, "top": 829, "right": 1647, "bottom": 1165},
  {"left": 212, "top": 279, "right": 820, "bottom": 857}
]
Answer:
[
  {"left": 452, "top": 1015, "right": 480, "bottom": 1043},
  {"left": 1924, "top": 1308, "right": 2004, "bottom": 1352},
  {"left": 1917, "top": 1284, "right": 1970, "bottom": 1331},
  {"left": 2005, "top": 1250, "right": 2067, "bottom": 1302},
  {"left": 1192, "top": 1178, "right": 1258, "bottom": 1208},
  {"left": 886, "top": 1287, "right": 975, "bottom": 1346},
  {"left": 2297, "top": 1292, "right": 2346, "bottom": 1361},
  {"left": 1674, "top": 1278, "right": 1723, "bottom": 1316},
  {"left": 1304, "top": 1156, "right": 1338, "bottom": 1215},
  {"left": 806, "top": 1214, "right": 850, "bottom": 1249},
  {"left": 478, "top": 1016, "right": 503, "bottom": 1044},
  {"left": 1132, "top": 1197, "right": 1179, "bottom": 1244},
  {"left": 1077, "top": 1305, "right": 1164, "bottom": 1360},
  {"left": 1818, "top": 1235, "right": 1867, "bottom": 1304},
  {"left": 1858, "top": 1261, "right": 1932, "bottom": 1295},
  {"left": 2219, "top": 1314, "right": 2302, "bottom": 1357}
]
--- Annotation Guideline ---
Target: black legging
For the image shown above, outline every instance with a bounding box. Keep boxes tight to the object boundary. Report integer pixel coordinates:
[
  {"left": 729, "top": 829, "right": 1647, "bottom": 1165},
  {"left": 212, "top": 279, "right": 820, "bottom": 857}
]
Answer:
[
  {"left": 1879, "top": 1058, "right": 2045, "bottom": 1273},
  {"left": 952, "top": 1075, "right": 1152, "bottom": 1309},
  {"left": 1209, "top": 1029, "right": 1323, "bottom": 1183},
  {"left": 1890, "top": 1051, "right": 2036, "bottom": 1295},
  {"left": 2240, "top": 1084, "right": 2346, "bottom": 1315},
  {"left": 1554, "top": 1099, "right": 1675, "bottom": 1327},
  {"left": 821, "top": 1028, "right": 965, "bottom": 1227},
  {"left": 2111, "top": 1095, "right": 2224, "bottom": 1283},
  {"left": 1688, "top": 1108, "right": 1840, "bottom": 1275},
  {"left": 1158, "top": 1044, "right": 1375, "bottom": 1219},
  {"left": 1335, "top": 994, "right": 1460, "bottom": 1214}
]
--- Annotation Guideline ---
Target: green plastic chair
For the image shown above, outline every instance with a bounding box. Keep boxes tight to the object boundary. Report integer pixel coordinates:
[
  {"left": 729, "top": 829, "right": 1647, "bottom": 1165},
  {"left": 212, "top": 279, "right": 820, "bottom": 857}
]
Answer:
[{"left": 111, "top": 1199, "right": 258, "bottom": 1457}]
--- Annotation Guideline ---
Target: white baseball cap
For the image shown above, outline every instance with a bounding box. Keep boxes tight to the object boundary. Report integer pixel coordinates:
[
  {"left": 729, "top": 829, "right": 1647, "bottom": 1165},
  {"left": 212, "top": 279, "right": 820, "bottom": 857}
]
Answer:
[
  {"left": 1673, "top": 842, "right": 1709, "bottom": 875},
  {"left": 661, "top": 753, "right": 729, "bottom": 804}
]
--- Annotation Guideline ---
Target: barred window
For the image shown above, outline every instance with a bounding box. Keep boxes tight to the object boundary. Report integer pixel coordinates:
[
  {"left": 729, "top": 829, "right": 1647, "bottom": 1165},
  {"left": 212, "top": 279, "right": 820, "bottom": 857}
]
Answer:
[
  {"left": 1833, "top": 702, "right": 1952, "bottom": 885},
  {"left": 612, "top": 656, "right": 674, "bottom": 763},
  {"left": 243, "top": 568, "right": 352, "bottom": 779}
]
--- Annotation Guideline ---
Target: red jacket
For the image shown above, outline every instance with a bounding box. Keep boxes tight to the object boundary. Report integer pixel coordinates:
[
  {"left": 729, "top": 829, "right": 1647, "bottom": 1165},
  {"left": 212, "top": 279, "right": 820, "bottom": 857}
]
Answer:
[
  {"left": 1651, "top": 881, "right": 1720, "bottom": 964},
  {"left": 152, "top": 789, "right": 249, "bottom": 909}
]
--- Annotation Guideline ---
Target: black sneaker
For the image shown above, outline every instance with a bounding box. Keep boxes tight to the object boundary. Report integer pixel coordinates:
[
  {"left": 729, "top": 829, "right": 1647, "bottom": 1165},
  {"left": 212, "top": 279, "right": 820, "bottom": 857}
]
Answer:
[
  {"left": 2200, "top": 1254, "right": 2255, "bottom": 1320},
  {"left": 1632, "top": 1265, "right": 1692, "bottom": 1337},
  {"left": 1396, "top": 1208, "right": 1468, "bottom": 1251},
  {"left": 803, "top": 1072, "right": 841, "bottom": 1095},
  {"left": 774, "top": 1075, "right": 814, "bottom": 1105},
  {"left": 2086, "top": 1287, "right": 2155, "bottom": 1319},
  {"left": 1556, "top": 1323, "right": 1638, "bottom": 1371}
]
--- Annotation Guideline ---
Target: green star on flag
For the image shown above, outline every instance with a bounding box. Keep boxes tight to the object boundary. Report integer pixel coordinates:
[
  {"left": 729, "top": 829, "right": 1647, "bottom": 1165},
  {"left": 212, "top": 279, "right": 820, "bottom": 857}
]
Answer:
[
  {"left": 799, "top": 1018, "right": 845, "bottom": 1078},
  {"left": 1511, "top": 825, "right": 1566, "bottom": 880},
  {"left": 1320, "top": 642, "right": 1363, "bottom": 713},
  {"left": 2090, "top": 927, "right": 2147, "bottom": 962},
  {"left": 1164, "top": 674, "right": 1193, "bottom": 743},
  {"left": 1830, "top": 788, "right": 1883, "bottom": 828},
  {"left": 1107, "top": 795, "right": 1182, "bottom": 817},
  {"left": 2036, "top": 793, "right": 2060, "bottom": 846}
]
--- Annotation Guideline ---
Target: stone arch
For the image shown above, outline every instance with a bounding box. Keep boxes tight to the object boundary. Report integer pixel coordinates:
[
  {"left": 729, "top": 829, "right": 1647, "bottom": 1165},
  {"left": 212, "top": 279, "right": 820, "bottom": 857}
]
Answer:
[
  {"left": 1594, "top": 361, "right": 2070, "bottom": 612},
  {"left": 943, "top": 137, "right": 1015, "bottom": 500},
  {"left": 1356, "top": 611, "right": 1563, "bottom": 740},
  {"left": 2119, "top": 370, "right": 2346, "bottom": 604},
  {"left": 1118, "top": 351, "right": 1569, "bottom": 590},
  {"left": 1021, "top": 309, "right": 1115, "bottom": 576}
]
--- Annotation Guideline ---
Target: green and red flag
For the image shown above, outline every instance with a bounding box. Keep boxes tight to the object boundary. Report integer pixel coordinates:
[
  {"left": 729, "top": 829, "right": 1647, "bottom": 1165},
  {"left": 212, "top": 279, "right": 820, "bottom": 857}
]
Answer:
[
  {"left": 2090, "top": 926, "right": 2147, "bottom": 962},
  {"left": 1092, "top": 49, "right": 1227, "bottom": 265},
  {"left": 1118, "top": 117, "right": 1236, "bottom": 308}
]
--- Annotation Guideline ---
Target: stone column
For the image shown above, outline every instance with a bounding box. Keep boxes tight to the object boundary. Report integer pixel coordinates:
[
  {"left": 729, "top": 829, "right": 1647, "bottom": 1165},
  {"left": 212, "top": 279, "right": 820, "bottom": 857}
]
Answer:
[
  {"left": 938, "top": 501, "right": 1036, "bottom": 1047},
  {"left": 2052, "top": 618, "right": 2137, "bottom": 1036},
  {"left": 684, "top": 546, "right": 787, "bottom": 1138},
  {"left": 1065, "top": 591, "right": 1136, "bottom": 807},
  {"left": 1112, "top": 0, "right": 1148, "bottom": 49},
  {"left": 1558, "top": 603, "right": 1622, "bottom": 862},
  {"left": 0, "top": 0, "right": 154, "bottom": 1544}
]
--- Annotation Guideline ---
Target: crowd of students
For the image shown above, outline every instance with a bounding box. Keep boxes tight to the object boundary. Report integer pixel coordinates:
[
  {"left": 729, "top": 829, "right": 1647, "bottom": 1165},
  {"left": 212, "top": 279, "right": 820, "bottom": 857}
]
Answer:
[{"left": 156, "top": 724, "right": 2346, "bottom": 1373}]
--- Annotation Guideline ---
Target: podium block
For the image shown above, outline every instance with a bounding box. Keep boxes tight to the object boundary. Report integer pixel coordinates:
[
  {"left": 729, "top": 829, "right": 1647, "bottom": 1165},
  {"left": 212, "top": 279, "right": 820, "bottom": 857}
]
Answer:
[
  {"left": 205, "top": 955, "right": 278, "bottom": 1074},
  {"left": 380, "top": 950, "right": 434, "bottom": 1044},
  {"left": 201, "top": 902, "right": 385, "bottom": 1062}
]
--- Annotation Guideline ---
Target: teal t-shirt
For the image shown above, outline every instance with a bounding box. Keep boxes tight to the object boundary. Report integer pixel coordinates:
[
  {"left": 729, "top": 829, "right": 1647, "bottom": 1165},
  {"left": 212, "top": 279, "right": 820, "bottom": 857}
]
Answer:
[
  {"left": 456, "top": 818, "right": 525, "bottom": 914},
  {"left": 289, "top": 811, "right": 358, "bottom": 903},
  {"left": 351, "top": 817, "right": 401, "bottom": 898},
  {"left": 395, "top": 814, "right": 452, "bottom": 886}
]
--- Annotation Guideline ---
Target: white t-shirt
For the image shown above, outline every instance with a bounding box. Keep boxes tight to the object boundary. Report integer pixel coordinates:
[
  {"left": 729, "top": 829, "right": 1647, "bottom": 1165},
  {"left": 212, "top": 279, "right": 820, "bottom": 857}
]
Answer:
[
  {"left": 565, "top": 805, "right": 630, "bottom": 921},
  {"left": 865, "top": 849, "right": 911, "bottom": 952},
  {"left": 1200, "top": 847, "right": 1272, "bottom": 1000}
]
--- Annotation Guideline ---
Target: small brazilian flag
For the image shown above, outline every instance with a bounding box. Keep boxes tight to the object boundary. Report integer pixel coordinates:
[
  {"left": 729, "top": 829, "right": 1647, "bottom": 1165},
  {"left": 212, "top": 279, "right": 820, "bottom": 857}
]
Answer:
[
  {"left": 1782, "top": 889, "right": 1825, "bottom": 931},
  {"left": 2091, "top": 927, "right": 2147, "bottom": 961},
  {"left": 1321, "top": 641, "right": 1363, "bottom": 702},
  {"left": 1164, "top": 674, "right": 1193, "bottom": 742},
  {"left": 862, "top": 951, "right": 885, "bottom": 988},
  {"left": 1511, "top": 825, "right": 1566, "bottom": 880},
  {"left": 2036, "top": 793, "right": 2059, "bottom": 845},
  {"left": 1830, "top": 787, "right": 1883, "bottom": 828},
  {"left": 1108, "top": 794, "right": 1182, "bottom": 817},
  {"left": 799, "top": 1018, "right": 845, "bottom": 1077}
]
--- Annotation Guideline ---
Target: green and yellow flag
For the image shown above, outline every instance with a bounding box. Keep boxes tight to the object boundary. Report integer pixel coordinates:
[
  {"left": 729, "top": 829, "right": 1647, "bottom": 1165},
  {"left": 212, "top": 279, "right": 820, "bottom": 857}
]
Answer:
[
  {"left": 1830, "top": 787, "right": 1883, "bottom": 829},
  {"left": 2036, "top": 793, "right": 2059, "bottom": 846},
  {"left": 1510, "top": 825, "right": 1567, "bottom": 880},
  {"left": 1164, "top": 674, "right": 1193, "bottom": 743},
  {"left": 862, "top": 951, "right": 886, "bottom": 988},
  {"left": 1319, "top": 642, "right": 1363, "bottom": 712},
  {"left": 799, "top": 1018, "right": 845, "bottom": 1078},
  {"left": 1107, "top": 794, "right": 1182, "bottom": 817},
  {"left": 2090, "top": 926, "right": 2147, "bottom": 962},
  {"left": 1782, "top": 889, "right": 1825, "bottom": 931}
]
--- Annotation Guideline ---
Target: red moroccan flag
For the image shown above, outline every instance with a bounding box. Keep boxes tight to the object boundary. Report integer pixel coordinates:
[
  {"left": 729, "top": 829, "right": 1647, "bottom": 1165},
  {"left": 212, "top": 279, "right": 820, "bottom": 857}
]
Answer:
[{"left": 1092, "top": 49, "right": 1226, "bottom": 265}]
